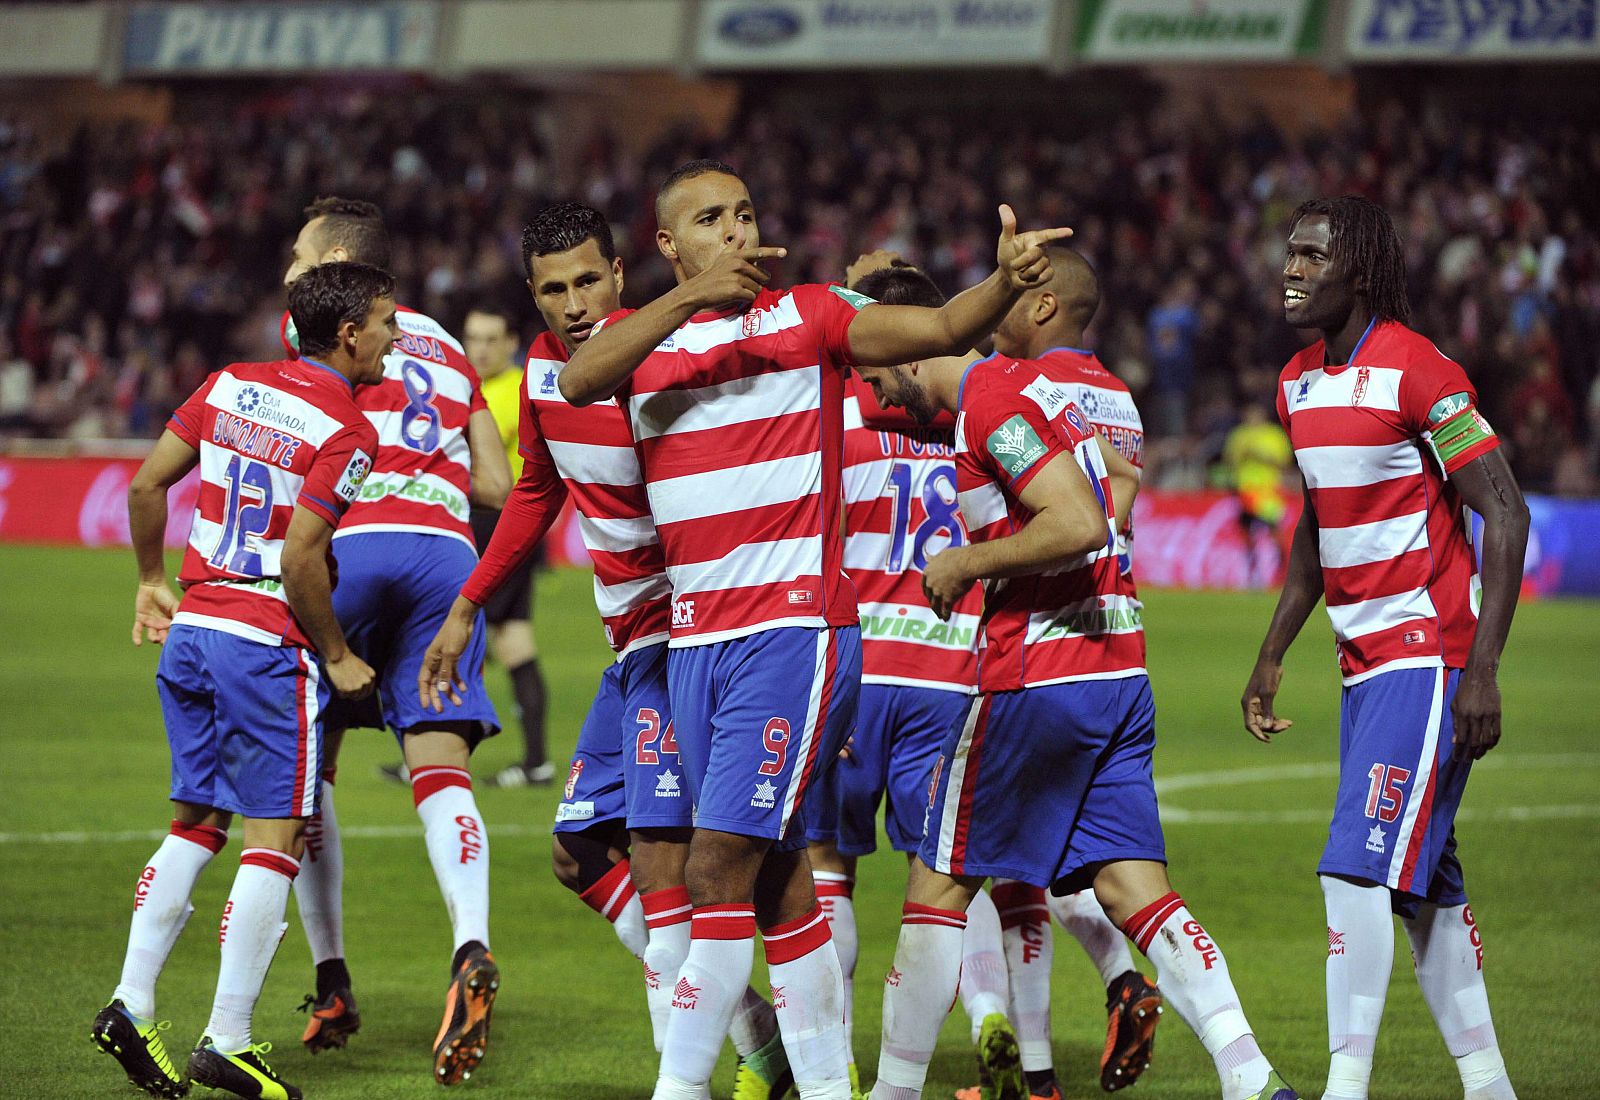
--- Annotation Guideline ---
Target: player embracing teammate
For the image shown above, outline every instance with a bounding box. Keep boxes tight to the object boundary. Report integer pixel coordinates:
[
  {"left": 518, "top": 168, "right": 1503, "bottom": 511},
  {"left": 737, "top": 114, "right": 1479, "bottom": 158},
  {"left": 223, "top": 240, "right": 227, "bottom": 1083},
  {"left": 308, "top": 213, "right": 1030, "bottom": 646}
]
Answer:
[
  {"left": 558, "top": 159, "right": 1070, "bottom": 1100},
  {"left": 856, "top": 245, "right": 1298, "bottom": 1100},
  {"left": 1244, "top": 196, "right": 1525, "bottom": 1100}
]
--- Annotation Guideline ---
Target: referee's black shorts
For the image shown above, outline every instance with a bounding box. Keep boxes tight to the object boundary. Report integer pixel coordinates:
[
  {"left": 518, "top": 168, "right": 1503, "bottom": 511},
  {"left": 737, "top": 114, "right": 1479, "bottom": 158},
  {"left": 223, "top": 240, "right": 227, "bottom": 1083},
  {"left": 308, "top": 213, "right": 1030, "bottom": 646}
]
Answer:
[{"left": 470, "top": 507, "right": 544, "bottom": 627}]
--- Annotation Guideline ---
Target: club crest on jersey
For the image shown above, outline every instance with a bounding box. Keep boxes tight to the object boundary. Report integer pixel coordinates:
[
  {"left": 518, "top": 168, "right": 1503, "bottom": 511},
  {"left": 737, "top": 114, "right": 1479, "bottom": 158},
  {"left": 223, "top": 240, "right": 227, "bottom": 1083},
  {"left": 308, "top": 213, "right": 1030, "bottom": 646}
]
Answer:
[
  {"left": 987, "top": 415, "right": 1048, "bottom": 478},
  {"left": 751, "top": 779, "right": 777, "bottom": 810},
  {"left": 1352, "top": 366, "right": 1371, "bottom": 406},
  {"left": 540, "top": 367, "right": 558, "bottom": 395},
  {"left": 741, "top": 310, "right": 762, "bottom": 339},
  {"left": 564, "top": 758, "right": 584, "bottom": 800},
  {"left": 655, "top": 770, "right": 681, "bottom": 798}
]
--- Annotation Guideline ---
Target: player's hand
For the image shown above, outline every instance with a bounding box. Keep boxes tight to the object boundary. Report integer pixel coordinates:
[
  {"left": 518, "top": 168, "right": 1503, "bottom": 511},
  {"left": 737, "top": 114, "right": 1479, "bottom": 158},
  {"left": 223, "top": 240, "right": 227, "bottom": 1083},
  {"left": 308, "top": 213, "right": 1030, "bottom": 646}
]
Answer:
[
  {"left": 1451, "top": 666, "right": 1502, "bottom": 760},
  {"left": 995, "top": 204, "right": 1072, "bottom": 292},
  {"left": 922, "top": 548, "right": 976, "bottom": 621},
  {"left": 132, "top": 581, "right": 180, "bottom": 646},
  {"left": 325, "top": 651, "right": 376, "bottom": 700},
  {"left": 845, "top": 249, "right": 905, "bottom": 288},
  {"left": 686, "top": 247, "right": 788, "bottom": 311},
  {"left": 1242, "top": 656, "right": 1293, "bottom": 743},
  {"left": 839, "top": 733, "right": 858, "bottom": 762},
  {"left": 418, "top": 614, "right": 473, "bottom": 712}
]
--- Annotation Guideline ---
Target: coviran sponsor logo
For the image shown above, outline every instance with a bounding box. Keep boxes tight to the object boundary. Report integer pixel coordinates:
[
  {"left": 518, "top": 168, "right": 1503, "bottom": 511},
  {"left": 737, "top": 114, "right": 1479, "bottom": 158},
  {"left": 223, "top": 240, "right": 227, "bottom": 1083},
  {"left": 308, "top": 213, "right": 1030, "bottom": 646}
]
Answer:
[{"left": 1035, "top": 604, "right": 1142, "bottom": 641}]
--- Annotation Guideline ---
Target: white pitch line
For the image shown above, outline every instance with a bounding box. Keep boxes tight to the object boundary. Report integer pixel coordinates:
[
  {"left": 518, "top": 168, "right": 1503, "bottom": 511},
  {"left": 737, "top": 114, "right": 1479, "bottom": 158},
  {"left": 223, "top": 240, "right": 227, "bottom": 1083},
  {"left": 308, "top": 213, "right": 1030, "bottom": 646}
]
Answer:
[{"left": 0, "top": 822, "right": 553, "bottom": 846}]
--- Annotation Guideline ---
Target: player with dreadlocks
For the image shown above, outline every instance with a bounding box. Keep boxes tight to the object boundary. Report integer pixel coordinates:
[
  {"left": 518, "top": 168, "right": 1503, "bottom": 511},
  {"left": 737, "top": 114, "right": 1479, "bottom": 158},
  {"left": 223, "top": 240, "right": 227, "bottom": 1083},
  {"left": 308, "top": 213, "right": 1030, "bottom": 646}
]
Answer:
[{"left": 1244, "top": 196, "right": 1527, "bottom": 1100}]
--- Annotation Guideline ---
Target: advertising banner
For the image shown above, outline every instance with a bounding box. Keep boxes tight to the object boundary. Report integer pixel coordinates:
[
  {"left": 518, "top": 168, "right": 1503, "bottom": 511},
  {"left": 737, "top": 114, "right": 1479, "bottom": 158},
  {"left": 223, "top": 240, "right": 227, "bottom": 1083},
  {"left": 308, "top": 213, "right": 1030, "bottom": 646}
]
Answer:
[
  {"left": 4, "top": 459, "right": 1596, "bottom": 597},
  {"left": 1346, "top": 0, "right": 1599, "bottom": 61},
  {"left": 698, "top": 0, "right": 1054, "bottom": 68},
  {"left": 1076, "top": 0, "right": 1323, "bottom": 62},
  {"left": 123, "top": 2, "right": 440, "bottom": 75}
]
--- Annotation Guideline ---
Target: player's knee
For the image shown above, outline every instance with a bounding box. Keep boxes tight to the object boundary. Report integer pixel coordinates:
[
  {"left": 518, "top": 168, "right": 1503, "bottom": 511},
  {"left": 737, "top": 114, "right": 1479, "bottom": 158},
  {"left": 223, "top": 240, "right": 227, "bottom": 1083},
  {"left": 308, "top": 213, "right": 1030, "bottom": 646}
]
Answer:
[
  {"left": 551, "top": 836, "right": 582, "bottom": 893},
  {"left": 683, "top": 833, "right": 766, "bottom": 909}
]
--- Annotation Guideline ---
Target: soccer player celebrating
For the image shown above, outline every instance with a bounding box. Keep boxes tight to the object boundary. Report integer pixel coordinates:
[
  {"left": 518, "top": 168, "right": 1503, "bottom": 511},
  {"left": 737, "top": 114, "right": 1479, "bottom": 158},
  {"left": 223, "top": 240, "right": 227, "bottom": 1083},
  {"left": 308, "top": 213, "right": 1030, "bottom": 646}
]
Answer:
[
  {"left": 824, "top": 256, "right": 1162, "bottom": 1100},
  {"left": 281, "top": 198, "right": 511, "bottom": 1083},
  {"left": 1243, "top": 196, "right": 1527, "bottom": 1100},
  {"left": 855, "top": 247, "right": 1298, "bottom": 1100},
  {"left": 458, "top": 305, "right": 554, "bottom": 789},
  {"left": 93, "top": 261, "right": 390, "bottom": 1100},
  {"left": 558, "top": 160, "right": 1069, "bottom": 1100}
]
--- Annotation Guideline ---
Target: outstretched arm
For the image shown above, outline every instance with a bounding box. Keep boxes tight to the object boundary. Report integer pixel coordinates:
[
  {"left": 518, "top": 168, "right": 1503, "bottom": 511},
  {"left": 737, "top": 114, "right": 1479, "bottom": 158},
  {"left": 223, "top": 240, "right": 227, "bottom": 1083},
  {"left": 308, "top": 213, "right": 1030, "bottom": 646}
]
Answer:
[
  {"left": 846, "top": 205, "right": 1071, "bottom": 367},
  {"left": 1447, "top": 448, "right": 1529, "bottom": 760},
  {"left": 1242, "top": 487, "right": 1323, "bottom": 742}
]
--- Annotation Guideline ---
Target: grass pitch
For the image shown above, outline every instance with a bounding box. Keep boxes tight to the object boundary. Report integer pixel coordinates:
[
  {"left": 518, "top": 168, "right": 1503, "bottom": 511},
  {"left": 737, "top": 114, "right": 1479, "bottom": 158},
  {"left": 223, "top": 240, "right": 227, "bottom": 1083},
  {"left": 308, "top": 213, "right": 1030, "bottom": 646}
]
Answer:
[{"left": 1, "top": 544, "right": 1596, "bottom": 1098}]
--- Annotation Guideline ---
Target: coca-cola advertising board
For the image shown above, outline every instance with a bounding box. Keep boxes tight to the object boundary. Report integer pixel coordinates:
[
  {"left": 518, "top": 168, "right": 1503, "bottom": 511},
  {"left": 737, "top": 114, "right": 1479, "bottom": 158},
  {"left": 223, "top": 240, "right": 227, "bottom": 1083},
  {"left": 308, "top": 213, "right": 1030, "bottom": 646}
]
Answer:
[{"left": 2, "top": 456, "right": 1594, "bottom": 596}]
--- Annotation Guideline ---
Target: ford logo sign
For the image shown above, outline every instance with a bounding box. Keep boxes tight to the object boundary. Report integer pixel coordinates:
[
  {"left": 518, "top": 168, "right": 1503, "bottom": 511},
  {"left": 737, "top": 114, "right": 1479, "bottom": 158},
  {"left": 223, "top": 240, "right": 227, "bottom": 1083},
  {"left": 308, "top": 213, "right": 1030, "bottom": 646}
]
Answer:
[{"left": 718, "top": 7, "right": 802, "bottom": 46}]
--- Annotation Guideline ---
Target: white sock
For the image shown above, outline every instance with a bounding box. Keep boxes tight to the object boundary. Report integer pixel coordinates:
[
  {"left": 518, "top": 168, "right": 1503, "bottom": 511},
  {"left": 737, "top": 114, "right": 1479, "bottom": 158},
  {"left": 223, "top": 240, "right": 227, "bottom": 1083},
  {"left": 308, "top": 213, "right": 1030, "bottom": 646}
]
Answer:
[
  {"left": 412, "top": 766, "right": 490, "bottom": 950},
  {"left": 294, "top": 773, "right": 344, "bottom": 965},
  {"left": 205, "top": 849, "right": 297, "bottom": 1053},
  {"left": 642, "top": 885, "right": 694, "bottom": 1053},
  {"left": 729, "top": 984, "right": 779, "bottom": 1058},
  {"left": 765, "top": 905, "right": 852, "bottom": 1096},
  {"left": 656, "top": 905, "right": 755, "bottom": 1089},
  {"left": 1049, "top": 888, "right": 1136, "bottom": 986},
  {"left": 1121, "top": 891, "right": 1270, "bottom": 1100},
  {"left": 960, "top": 888, "right": 1008, "bottom": 1041},
  {"left": 814, "top": 870, "right": 857, "bottom": 1043},
  {"left": 1319, "top": 876, "right": 1395, "bottom": 1100},
  {"left": 113, "top": 821, "right": 227, "bottom": 1019},
  {"left": 579, "top": 857, "right": 648, "bottom": 959},
  {"left": 994, "top": 881, "right": 1054, "bottom": 1073},
  {"left": 1405, "top": 902, "right": 1516, "bottom": 1100},
  {"left": 873, "top": 902, "right": 967, "bottom": 1099}
]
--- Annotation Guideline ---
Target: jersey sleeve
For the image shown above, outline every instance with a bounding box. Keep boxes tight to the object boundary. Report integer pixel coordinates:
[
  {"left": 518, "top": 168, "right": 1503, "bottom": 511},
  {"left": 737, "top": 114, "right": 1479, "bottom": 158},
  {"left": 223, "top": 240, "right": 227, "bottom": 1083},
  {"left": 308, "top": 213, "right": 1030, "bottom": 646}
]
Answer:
[
  {"left": 460, "top": 397, "right": 569, "bottom": 606},
  {"left": 1398, "top": 346, "right": 1500, "bottom": 474},
  {"left": 1274, "top": 365, "right": 1294, "bottom": 431},
  {"left": 800, "top": 283, "right": 876, "bottom": 367},
  {"left": 166, "top": 373, "right": 220, "bottom": 446},
  {"left": 965, "top": 374, "right": 1070, "bottom": 499},
  {"left": 280, "top": 310, "right": 299, "bottom": 358},
  {"left": 298, "top": 420, "right": 378, "bottom": 528}
]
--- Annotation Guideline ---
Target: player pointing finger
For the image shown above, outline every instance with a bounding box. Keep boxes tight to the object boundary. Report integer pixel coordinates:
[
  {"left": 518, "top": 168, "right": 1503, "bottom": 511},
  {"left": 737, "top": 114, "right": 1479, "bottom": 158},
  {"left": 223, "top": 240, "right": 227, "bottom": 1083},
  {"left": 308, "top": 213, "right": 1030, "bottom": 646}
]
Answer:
[{"left": 996, "top": 203, "right": 1073, "bottom": 291}]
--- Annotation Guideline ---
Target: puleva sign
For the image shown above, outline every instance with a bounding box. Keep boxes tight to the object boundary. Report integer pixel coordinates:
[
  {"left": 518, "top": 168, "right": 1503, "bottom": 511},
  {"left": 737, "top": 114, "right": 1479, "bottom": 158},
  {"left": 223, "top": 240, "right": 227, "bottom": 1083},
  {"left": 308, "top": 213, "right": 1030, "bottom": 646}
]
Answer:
[{"left": 123, "top": 2, "right": 439, "bottom": 74}]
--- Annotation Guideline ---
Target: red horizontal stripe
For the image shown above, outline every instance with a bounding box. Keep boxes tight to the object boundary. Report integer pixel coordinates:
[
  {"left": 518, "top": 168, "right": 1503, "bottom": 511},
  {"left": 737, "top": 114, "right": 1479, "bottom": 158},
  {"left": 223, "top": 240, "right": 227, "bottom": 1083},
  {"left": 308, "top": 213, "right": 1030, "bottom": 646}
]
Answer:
[
  {"left": 1322, "top": 547, "right": 1436, "bottom": 608},
  {"left": 813, "top": 880, "right": 854, "bottom": 900},
  {"left": 240, "top": 847, "right": 300, "bottom": 879},
  {"left": 637, "top": 408, "right": 820, "bottom": 482},
  {"left": 641, "top": 884, "right": 692, "bottom": 927},
  {"left": 170, "top": 820, "right": 228, "bottom": 854},
  {"left": 991, "top": 882, "right": 1047, "bottom": 918},
  {"left": 579, "top": 859, "right": 635, "bottom": 919},
  {"left": 634, "top": 334, "right": 820, "bottom": 397},
  {"left": 528, "top": 402, "right": 637, "bottom": 450},
  {"left": 1122, "top": 891, "right": 1183, "bottom": 953},
  {"left": 1285, "top": 406, "right": 1409, "bottom": 448},
  {"left": 411, "top": 766, "right": 472, "bottom": 806},
  {"left": 656, "top": 496, "right": 823, "bottom": 565},
  {"left": 902, "top": 902, "right": 966, "bottom": 929},
  {"left": 762, "top": 907, "right": 833, "bottom": 965},
  {"left": 602, "top": 601, "right": 672, "bottom": 655},
  {"left": 690, "top": 905, "right": 757, "bottom": 941},
  {"left": 662, "top": 576, "right": 857, "bottom": 641},
  {"left": 1308, "top": 474, "right": 1427, "bottom": 529}
]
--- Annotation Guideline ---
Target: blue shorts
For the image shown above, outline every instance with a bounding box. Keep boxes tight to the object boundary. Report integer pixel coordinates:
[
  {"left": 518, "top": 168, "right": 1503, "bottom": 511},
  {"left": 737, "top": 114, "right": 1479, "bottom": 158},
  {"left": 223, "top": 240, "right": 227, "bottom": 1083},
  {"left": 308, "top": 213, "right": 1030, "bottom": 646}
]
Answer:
[
  {"left": 668, "top": 626, "right": 861, "bottom": 850},
  {"left": 327, "top": 532, "right": 499, "bottom": 743},
  {"left": 620, "top": 643, "right": 691, "bottom": 831},
  {"left": 920, "top": 674, "right": 1166, "bottom": 891},
  {"left": 1321, "top": 666, "right": 1472, "bottom": 914},
  {"left": 158, "top": 625, "right": 329, "bottom": 819},
  {"left": 554, "top": 662, "right": 628, "bottom": 834},
  {"left": 815, "top": 683, "right": 970, "bottom": 856}
]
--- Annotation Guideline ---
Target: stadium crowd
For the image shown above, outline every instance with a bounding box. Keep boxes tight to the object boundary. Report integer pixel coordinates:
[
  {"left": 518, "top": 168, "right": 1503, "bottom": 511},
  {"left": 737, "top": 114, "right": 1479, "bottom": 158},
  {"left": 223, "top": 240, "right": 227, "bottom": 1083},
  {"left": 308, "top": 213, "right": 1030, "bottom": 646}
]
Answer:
[{"left": 1, "top": 88, "right": 1597, "bottom": 495}]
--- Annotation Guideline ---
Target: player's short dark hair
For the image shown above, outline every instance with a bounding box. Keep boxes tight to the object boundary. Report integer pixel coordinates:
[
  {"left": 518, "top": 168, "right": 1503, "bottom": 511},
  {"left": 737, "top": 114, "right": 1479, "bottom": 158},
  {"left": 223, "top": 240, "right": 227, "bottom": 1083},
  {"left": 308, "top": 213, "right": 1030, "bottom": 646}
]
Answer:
[
  {"left": 289, "top": 261, "right": 395, "bottom": 359},
  {"left": 850, "top": 262, "right": 946, "bottom": 309},
  {"left": 521, "top": 202, "right": 616, "bottom": 280},
  {"left": 1291, "top": 195, "right": 1411, "bottom": 324},
  {"left": 655, "top": 158, "right": 743, "bottom": 224},
  {"left": 303, "top": 196, "right": 391, "bottom": 270}
]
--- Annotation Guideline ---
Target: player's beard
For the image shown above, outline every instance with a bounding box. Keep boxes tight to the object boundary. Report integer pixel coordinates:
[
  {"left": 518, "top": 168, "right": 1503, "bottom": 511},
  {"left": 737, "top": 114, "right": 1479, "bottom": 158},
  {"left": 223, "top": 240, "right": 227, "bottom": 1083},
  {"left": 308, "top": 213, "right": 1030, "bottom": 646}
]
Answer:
[{"left": 891, "top": 365, "right": 938, "bottom": 425}]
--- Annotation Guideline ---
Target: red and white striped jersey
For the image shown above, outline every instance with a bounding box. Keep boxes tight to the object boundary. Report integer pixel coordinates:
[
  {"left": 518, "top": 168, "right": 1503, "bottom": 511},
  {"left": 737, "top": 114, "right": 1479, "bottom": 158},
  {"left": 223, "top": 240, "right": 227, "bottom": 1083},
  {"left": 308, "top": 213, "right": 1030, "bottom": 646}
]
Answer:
[
  {"left": 955, "top": 356, "right": 1146, "bottom": 692},
  {"left": 282, "top": 305, "right": 485, "bottom": 549},
  {"left": 461, "top": 331, "right": 670, "bottom": 657},
  {"left": 600, "top": 283, "right": 869, "bottom": 647},
  {"left": 1040, "top": 347, "right": 1144, "bottom": 467},
  {"left": 842, "top": 384, "right": 979, "bottom": 692},
  {"left": 1277, "top": 319, "right": 1500, "bottom": 684},
  {"left": 166, "top": 358, "right": 377, "bottom": 649}
]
